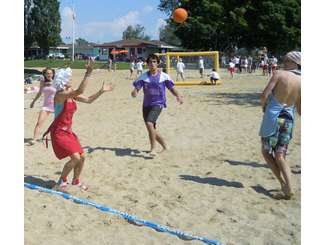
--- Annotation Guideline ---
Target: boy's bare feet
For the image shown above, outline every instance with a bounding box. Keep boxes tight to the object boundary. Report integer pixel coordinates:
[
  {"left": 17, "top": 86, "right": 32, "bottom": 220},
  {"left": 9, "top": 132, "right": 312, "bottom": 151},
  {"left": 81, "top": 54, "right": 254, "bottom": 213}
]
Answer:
[
  {"left": 149, "top": 150, "right": 158, "bottom": 157},
  {"left": 282, "top": 186, "right": 294, "bottom": 200},
  {"left": 159, "top": 146, "right": 170, "bottom": 154},
  {"left": 273, "top": 192, "right": 294, "bottom": 200},
  {"left": 270, "top": 181, "right": 294, "bottom": 200}
]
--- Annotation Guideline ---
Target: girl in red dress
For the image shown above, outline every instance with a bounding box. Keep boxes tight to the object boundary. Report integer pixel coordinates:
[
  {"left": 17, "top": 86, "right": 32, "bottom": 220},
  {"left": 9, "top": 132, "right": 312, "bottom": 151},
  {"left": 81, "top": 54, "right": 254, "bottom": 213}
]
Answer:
[{"left": 44, "top": 60, "right": 114, "bottom": 191}]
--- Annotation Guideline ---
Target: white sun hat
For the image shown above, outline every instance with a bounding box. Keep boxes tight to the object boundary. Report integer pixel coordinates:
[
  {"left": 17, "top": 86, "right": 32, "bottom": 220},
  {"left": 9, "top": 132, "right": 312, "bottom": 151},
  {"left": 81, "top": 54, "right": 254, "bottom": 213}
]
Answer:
[
  {"left": 53, "top": 67, "right": 72, "bottom": 91},
  {"left": 286, "top": 51, "right": 301, "bottom": 65}
]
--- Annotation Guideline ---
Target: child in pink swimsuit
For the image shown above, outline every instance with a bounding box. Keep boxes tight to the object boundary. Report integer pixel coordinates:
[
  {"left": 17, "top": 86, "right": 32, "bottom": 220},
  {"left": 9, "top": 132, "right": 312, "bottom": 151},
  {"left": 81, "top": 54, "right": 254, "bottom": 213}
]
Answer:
[
  {"left": 41, "top": 84, "right": 56, "bottom": 112},
  {"left": 30, "top": 68, "right": 56, "bottom": 143}
]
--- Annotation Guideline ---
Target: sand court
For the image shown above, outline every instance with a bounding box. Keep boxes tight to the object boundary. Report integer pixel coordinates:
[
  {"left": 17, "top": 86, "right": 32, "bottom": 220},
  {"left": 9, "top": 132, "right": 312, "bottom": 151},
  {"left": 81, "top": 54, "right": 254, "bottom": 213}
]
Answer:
[{"left": 24, "top": 68, "right": 300, "bottom": 245}]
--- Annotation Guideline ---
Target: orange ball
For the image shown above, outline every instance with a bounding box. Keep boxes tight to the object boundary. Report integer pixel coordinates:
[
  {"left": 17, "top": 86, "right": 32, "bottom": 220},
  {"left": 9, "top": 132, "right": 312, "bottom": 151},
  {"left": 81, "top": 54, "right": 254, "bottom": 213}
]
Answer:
[{"left": 172, "top": 8, "right": 188, "bottom": 23}]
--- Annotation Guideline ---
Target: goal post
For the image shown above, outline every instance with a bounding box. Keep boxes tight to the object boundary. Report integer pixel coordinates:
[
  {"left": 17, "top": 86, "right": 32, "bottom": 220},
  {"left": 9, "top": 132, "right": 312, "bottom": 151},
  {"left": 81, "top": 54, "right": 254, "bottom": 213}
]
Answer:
[{"left": 156, "top": 51, "right": 222, "bottom": 86}]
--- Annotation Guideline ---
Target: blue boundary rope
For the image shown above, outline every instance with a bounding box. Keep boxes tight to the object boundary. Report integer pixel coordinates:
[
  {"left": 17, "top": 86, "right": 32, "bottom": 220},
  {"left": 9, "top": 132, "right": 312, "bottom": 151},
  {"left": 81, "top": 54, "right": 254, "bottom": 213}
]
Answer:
[{"left": 25, "top": 182, "right": 225, "bottom": 245}]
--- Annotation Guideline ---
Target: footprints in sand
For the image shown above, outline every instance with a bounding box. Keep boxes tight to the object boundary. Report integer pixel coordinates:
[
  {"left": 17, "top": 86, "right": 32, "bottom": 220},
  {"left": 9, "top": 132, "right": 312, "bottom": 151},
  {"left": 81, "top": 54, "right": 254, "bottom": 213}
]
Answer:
[
  {"left": 269, "top": 207, "right": 287, "bottom": 217},
  {"left": 159, "top": 175, "right": 170, "bottom": 185},
  {"left": 65, "top": 223, "right": 82, "bottom": 232},
  {"left": 113, "top": 182, "right": 128, "bottom": 191},
  {"left": 147, "top": 202, "right": 158, "bottom": 209},
  {"left": 122, "top": 194, "right": 138, "bottom": 204},
  {"left": 146, "top": 189, "right": 162, "bottom": 199}
]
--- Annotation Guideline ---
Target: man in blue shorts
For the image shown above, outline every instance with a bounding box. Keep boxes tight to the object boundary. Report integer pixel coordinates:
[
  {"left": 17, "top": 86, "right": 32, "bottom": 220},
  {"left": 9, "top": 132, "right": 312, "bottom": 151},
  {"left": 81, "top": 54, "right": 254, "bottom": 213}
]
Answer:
[{"left": 131, "top": 53, "right": 184, "bottom": 156}]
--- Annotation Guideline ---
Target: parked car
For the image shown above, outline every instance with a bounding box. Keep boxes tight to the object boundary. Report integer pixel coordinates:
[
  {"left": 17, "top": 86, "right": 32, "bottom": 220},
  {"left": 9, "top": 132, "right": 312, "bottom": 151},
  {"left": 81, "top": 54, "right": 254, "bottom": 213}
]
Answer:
[
  {"left": 47, "top": 53, "right": 65, "bottom": 59},
  {"left": 55, "top": 53, "right": 65, "bottom": 59}
]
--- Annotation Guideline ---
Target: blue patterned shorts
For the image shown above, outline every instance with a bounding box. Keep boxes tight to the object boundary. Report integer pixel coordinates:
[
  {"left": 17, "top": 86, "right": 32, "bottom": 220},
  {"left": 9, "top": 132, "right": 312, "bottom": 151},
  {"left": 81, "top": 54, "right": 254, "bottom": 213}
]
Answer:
[{"left": 262, "top": 114, "right": 294, "bottom": 156}]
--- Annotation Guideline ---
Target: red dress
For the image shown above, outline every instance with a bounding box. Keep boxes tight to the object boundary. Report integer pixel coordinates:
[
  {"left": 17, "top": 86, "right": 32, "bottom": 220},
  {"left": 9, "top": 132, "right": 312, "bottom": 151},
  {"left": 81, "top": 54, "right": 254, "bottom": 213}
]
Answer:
[{"left": 44, "top": 99, "right": 83, "bottom": 160}]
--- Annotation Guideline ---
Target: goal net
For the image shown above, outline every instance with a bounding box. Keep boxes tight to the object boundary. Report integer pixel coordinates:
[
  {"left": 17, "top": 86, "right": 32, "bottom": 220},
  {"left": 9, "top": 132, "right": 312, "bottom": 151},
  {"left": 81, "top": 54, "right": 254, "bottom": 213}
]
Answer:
[{"left": 157, "top": 51, "right": 221, "bottom": 85}]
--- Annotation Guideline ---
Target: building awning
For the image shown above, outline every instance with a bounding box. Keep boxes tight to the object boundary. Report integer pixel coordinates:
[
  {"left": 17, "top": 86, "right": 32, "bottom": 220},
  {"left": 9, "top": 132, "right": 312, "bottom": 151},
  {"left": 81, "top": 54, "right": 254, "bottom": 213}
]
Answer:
[
  {"left": 111, "top": 49, "right": 129, "bottom": 54},
  {"left": 53, "top": 46, "right": 69, "bottom": 50},
  {"left": 94, "top": 39, "right": 178, "bottom": 50}
]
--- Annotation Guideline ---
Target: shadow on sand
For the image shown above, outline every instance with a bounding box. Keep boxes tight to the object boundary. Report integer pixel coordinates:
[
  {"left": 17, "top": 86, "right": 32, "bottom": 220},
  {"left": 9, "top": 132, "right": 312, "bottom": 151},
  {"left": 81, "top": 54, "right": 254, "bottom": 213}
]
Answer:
[
  {"left": 24, "top": 138, "right": 34, "bottom": 145},
  {"left": 83, "top": 146, "right": 153, "bottom": 159},
  {"left": 201, "top": 92, "right": 261, "bottom": 107},
  {"left": 251, "top": 185, "right": 280, "bottom": 199},
  {"left": 224, "top": 159, "right": 269, "bottom": 169},
  {"left": 179, "top": 175, "right": 244, "bottom": 188},
  {"left": 24, "top": 175, "right": 56, "bottom": 189}
]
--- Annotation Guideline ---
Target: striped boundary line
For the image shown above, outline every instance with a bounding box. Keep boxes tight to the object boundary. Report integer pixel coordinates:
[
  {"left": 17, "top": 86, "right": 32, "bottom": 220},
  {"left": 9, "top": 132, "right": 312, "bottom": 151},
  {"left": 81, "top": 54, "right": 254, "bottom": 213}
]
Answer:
[{"left": 25, "top": 182, "right": 225, "bottom": 245}]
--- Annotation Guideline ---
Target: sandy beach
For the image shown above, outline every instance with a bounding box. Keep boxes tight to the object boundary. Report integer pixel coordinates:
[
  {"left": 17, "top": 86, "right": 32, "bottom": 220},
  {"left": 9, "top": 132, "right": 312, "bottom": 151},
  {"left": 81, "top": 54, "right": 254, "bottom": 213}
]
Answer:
[{"left": 24, "top": 67, "right": 300, "bottom": 245}]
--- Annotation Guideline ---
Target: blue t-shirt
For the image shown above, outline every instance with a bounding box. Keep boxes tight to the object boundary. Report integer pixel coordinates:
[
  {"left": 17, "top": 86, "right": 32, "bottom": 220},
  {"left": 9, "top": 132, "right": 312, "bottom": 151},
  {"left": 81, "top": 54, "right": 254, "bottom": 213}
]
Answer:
[{"left": 133, "top": 71, "right": 174, "bottom": 108}]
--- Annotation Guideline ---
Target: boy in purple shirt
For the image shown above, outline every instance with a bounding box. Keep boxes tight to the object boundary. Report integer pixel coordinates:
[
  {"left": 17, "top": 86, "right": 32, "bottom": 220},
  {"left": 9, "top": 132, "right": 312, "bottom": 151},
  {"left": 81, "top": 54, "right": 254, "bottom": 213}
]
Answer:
[{"left": 131, "top": 53, "right": 184, "bottom": 156}]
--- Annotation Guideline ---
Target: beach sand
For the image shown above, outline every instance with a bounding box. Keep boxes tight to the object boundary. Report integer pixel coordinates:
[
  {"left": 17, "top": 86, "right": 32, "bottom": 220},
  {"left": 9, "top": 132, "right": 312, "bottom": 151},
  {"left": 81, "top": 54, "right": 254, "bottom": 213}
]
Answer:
[{"left": 24, "top": 68, "right": 300, "bottom": 245}]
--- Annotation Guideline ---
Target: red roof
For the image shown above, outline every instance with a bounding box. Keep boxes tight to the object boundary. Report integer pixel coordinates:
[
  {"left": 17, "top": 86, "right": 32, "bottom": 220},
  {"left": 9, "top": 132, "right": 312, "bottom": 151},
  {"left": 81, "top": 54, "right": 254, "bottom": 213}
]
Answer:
[{"left": 94, "top": 39, "right": 176, "bottom": 49}]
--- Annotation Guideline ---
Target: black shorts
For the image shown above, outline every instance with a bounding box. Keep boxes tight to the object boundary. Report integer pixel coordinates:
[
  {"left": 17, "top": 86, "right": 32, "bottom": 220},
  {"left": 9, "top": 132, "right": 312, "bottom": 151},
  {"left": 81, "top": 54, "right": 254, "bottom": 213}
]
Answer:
[
  {"left": 210, "top": 77, "right": 219, "bottom": 82},
  {"left": 143, "top": 106, "right": 162, "bottom": 126}
]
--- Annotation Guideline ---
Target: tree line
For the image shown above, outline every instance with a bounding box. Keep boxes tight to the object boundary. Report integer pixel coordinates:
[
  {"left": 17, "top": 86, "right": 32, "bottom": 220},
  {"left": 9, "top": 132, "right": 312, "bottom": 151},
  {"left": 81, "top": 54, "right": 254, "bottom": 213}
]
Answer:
[
  {"left": 24, "top": 0, "right": 300, "bottom": 57},
  {"left": 158, "top": 0, "right": 300, "bottom": 55},
  {"left": 24, "top": 0, "right": 61, "bottom": 55}
]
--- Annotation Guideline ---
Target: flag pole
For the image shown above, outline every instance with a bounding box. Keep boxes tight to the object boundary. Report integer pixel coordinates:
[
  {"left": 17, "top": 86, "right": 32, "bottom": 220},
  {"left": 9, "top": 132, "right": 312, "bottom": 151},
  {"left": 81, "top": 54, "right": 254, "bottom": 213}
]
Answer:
[{"left": 72, "top": 0, "right": 75, "bottom": 62}]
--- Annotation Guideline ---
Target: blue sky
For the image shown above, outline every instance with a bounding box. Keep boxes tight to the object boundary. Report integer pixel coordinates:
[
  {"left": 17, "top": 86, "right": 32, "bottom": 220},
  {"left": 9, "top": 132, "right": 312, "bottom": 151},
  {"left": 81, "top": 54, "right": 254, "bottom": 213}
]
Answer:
[{"left": 59, "top": 0, "right": 169, "bottom": 44}]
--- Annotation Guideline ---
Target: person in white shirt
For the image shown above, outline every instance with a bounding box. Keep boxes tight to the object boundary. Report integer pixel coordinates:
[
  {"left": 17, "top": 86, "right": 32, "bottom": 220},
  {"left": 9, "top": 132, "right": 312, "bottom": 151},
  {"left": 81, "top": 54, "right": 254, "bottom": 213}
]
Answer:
[
  {"left": 198, "top": 56, "right": 204, "bottom": 78},
  {"left": 243, "top": 57, "right": 248, "bottom": 73},
  {"left": 262, "top": 54, "right": 268, "bottom": 76},
  {"left": 107, "top": 57, "right": 113, "bottom": 72},
  {"left": 209, "top": 69, "right": 220, "bottom": 85},
  {"left": 234, "top": 56, "right": 240, "bottom": 72},
  {"left": 247, "top": 56, "right": 253, "bottom": 73},
  {"left": 136, "top": 59, "right": 144, "bottom": 76},
  {"left": 176, "top": 58, "right": 186, "bottom": 81},
  {"left": 129, "top": 60, "right": 135, "bottom": 79},
  {"left": 272, "top": 56, "right": 278, "bottom": 72},
  {"left": 228, "top": 60, "right": 235, "bottom": 78}
]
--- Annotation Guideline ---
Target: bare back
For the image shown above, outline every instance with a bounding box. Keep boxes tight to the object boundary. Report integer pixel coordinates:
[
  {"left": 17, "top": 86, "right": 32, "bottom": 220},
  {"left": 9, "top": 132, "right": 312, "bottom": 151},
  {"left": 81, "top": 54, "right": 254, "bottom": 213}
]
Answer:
[{"left": 273, "top": 70, "right": 301, "bottom": 107}]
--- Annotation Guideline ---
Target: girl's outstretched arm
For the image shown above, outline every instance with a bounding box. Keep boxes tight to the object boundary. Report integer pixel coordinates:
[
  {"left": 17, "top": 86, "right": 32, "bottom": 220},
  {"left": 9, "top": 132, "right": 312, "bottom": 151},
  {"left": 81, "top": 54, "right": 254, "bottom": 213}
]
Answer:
[
  {"left": 30, "top": 79, "right": 44, "bottom": 108},
  {"left": 56, "top": 59, "right": 94, "bottom": 102},
  {"left": 75, "top": 82, "right": 114, "bottom": 104}
]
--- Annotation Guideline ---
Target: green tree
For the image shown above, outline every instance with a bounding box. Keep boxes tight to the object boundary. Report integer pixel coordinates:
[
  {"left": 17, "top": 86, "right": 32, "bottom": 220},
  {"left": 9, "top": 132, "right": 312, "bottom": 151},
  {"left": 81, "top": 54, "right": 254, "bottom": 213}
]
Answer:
[
  {"left": 159, "top": 23, "right": 182, "bottom": 46},
  {"left": 30, "top": 0, "right": 62, "bottom": 54},
  {"left": 24, "top": 0, "right": 34, "bottom": 48},
  {"left": 122, "top": 25, "right": 151, "bottom": 40},
  {"left": 242, "top": 0, "right": 300, "bottom": 54},
  {"left": 75, "top": 38, "right": 90, "bottom": 45},
  {"left": 158, "top": 0, "right": 247, "bottom": 52},
  {"left": 158, "top": 0, "right": 300, "bottom": 54}
]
